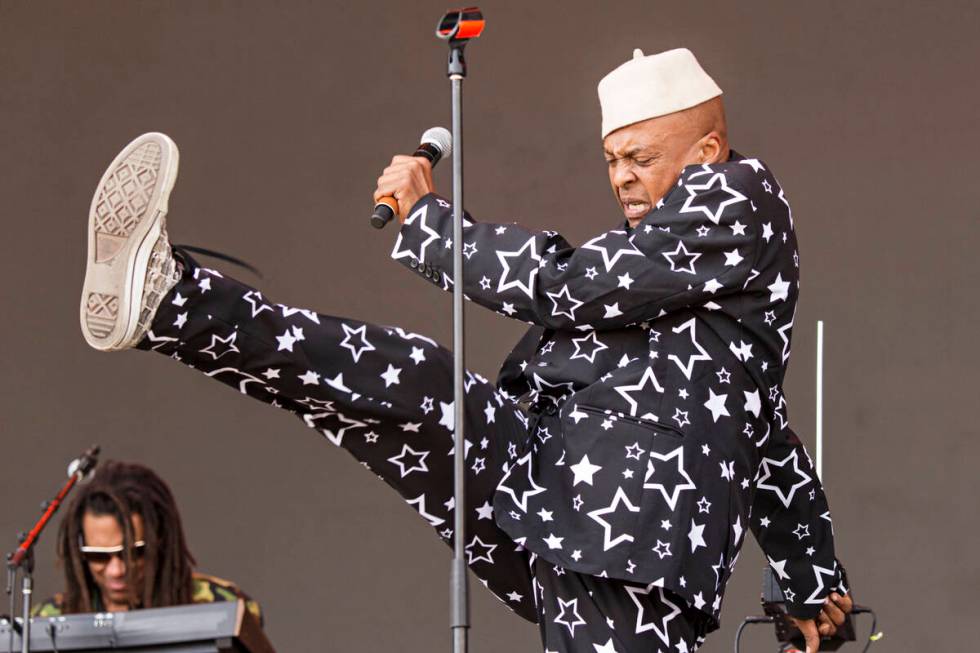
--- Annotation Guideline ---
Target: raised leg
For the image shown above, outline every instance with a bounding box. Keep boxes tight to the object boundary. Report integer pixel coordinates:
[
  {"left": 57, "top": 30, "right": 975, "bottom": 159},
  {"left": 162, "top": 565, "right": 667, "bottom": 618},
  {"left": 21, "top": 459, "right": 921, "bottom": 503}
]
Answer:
[{"left": 139, "top": 258, "right": 538, "bottom": 621}]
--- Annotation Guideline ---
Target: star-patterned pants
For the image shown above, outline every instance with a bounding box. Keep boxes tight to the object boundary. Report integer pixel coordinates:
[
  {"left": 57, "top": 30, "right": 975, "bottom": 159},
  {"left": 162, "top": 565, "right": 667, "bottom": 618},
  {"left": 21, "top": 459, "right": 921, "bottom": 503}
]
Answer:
[{"left": 138, "top": 255, "right": 708, "bottom": 652}]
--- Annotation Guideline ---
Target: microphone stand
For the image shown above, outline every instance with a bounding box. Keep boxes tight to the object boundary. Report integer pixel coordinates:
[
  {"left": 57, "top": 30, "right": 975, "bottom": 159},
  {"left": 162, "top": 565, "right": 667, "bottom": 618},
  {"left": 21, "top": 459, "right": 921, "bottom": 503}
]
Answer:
[
  {"left": 435, "top": 8, "right": 485, "bottom": 653},
  {"left": 4, "top": 445, "right": 99, "bottom": 653}
]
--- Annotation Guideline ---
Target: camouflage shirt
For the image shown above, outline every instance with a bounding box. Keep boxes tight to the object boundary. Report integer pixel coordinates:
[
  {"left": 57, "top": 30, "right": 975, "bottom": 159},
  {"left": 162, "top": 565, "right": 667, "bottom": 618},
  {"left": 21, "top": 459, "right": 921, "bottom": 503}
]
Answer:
[{"left": 33, "top": 572, "right": 262, "bottom": 625}]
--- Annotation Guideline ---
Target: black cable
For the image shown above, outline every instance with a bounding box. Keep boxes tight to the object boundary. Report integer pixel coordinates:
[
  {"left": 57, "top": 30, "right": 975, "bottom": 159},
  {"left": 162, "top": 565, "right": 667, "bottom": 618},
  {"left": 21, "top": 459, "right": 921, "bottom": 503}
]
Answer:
[
  {"left": 735, "top": 609, "right": 881, "bottom": 653},
  {"left": 734, "top": 616, "right": 774, "bottom": 653},
  {"left": 859, "top": 609, "right": 878, "bottom": 653},
  {"left": 46, "top": 621, "right": 59, "bottom": 653}
]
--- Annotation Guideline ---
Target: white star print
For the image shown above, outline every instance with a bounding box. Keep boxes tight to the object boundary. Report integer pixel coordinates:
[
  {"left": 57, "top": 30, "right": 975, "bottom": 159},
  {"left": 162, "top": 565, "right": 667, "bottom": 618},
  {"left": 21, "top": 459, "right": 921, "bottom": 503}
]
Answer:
[
  {"left": 729, "top": 340, "right": 753, "bottom": 361},
  {"left": 603, "top": 302, "right": 623, "bottom": 318},
  {"left": 679, "top": 169, "right": 748, "bottom": 224},
  {"left": 545, "top": 284, "right": 585, "bottom": 320},
  {"left": 593, "top": 637, "right": 618, "bottom": 653},
  {"left": 464, "top": 535, "right": 497, "bottom": 565},
  {"left": 387, "top": 444, "right": 429, "bottom": 477},
  {"left": 803, "top": 564, "right": 837, "bottom": 605},
  {"left": 662, "top": 241, "right": 702, "bottom": 274},
  {"left": 275, "top": 326, "right": 302, "bottom": 352},
  {"left": 703, "top": 278, "right": 723, "bottom": 293},
  {"left": 242, "top": 290, "right": 273, "bottom": 317},
  {"left": 570, "top": 331, "right": 608, "bottom": 364},
  {"left": 554, "top": 597, "right": 587, "bottom": 636},
  {"left": 339, "top": 323, "right": 375, "bottom": 363},
  {"left": 475, "top": 501, "right": 494, "bottom": 520},
  {"left": 768, "top": 556, "right": 791, "bottom": 581},
  {"left": 768, "top": 273, "right": 790, "bottom": 302},
  {"left": 762, "top": 222, "right": 774, "bottom": 242},
  {"left": 617, "top": 272, "right": 634, "bottom": 289},
  {"left": 496, "top": 237, "right": 542, "bottom": 298},
  {"left": 380, "top": 364, "right": 402, "bottom": 387},
  {"left": 756, "top": 449, "right": 812, "bottom": 508},
  {"left": 298, "top": 370, "right": 320, "bottom": 385},
  {"left": 688, "top": 521, "right": 707, "bottom": 552},
  {"left": 614, "top": 367, "right": 665, "bottom": 416},
  {"left": 582, "top": 230, "right": 643, "bottom": 272},
  {"left": 199, "top": 331, "right": 239, "bottom": 360},
  {"left": 720, "top": 460, "right": 735, "bottom": 480},
  {"left": 643, "top": 446, "right": 697, "bottom": 510},
  {"left": 672, "top": 408, "right": 690, "bottom": 428},
  {"left": 569, "top": 454, "right": 603, "bottom": 486},
  {"left": 723, "top": 249, "right": 744, "bottom": 266},
  {"left": 704, "top": 388, "right": 730, "bottom": 422},
  {"left": 543, "top": 533, "right": 564, "bottom": 549},
  {"left": 496, "top": 453, "right": 546, "bottom": 512},
  {"left": 668, "top": 318, "right": 712, "bottom": 380},
  {"left": 587, "top": 486, "right": 641, "bottom": 551},
  {"left": 625, "top": 583, "right": 681, "bottom": 645},
  {"left": 406, "top": 495, "right": 445, "bottom": 527},
  {"left": 391, "top": 203, "right": 441, "bottom": 263}
]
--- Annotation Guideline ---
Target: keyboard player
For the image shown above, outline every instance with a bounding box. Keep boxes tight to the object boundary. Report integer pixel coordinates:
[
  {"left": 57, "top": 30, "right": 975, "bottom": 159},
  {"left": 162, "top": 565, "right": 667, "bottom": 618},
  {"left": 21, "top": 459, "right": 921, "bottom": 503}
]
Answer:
[{"left": 32, "top": 460, "right": 262, "bottom": 624}]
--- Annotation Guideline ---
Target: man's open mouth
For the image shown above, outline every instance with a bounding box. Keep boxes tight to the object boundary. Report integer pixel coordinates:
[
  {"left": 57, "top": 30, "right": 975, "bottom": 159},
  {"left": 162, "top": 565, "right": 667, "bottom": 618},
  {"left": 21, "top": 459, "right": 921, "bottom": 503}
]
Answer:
[{"left": 621, "top": 199, "right": 651, "bottom": 219}]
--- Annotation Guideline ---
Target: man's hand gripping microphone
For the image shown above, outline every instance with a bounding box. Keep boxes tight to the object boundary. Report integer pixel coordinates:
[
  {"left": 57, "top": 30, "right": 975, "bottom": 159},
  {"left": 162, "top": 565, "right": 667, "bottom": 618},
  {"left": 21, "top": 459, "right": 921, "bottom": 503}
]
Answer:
[{"left": 371, "top": 127, "right": 453, "bottom": 228}]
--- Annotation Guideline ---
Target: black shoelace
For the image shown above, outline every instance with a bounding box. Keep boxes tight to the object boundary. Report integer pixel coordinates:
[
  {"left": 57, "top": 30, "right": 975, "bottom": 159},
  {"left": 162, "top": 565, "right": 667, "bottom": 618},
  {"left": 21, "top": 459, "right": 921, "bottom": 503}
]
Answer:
[{"left": 172, "top": 244, "right": 263, "bottom": 278}]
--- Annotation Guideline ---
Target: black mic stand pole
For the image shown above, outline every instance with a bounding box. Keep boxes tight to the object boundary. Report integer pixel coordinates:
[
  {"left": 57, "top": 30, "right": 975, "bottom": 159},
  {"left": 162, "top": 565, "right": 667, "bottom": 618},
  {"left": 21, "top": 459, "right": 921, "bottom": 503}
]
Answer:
[{"left": 435, "top": 8, "right": 485, "bottom": 653}]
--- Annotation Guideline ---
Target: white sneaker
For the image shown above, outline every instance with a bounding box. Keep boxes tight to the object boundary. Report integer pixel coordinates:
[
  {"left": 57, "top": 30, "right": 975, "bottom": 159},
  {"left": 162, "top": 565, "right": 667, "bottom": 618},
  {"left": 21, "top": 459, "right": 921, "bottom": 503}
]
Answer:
[{"left": 80, "top": 132, "right": 180, "bottom": 351}]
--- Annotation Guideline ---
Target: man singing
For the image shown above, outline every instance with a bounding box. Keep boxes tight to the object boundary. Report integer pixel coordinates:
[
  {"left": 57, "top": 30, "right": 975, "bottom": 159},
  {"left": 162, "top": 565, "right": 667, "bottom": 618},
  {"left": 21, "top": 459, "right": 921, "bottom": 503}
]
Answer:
[{"left": 78, "top": 48, "right": 851, "bottom": 651}]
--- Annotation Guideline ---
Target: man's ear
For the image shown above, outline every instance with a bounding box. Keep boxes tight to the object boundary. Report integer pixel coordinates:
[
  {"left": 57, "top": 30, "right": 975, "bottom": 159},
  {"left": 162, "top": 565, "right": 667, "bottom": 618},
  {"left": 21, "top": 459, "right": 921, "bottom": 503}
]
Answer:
[{"left": 698, "top": 132, "right": 723, "bottom": 164}]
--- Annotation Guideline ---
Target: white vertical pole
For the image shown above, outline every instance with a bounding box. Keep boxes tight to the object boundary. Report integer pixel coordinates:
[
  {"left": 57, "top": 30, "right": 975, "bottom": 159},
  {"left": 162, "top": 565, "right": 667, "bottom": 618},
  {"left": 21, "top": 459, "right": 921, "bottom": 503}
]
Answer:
[{"left": 815, "top": 320, "right": 824, "bottom": 481}]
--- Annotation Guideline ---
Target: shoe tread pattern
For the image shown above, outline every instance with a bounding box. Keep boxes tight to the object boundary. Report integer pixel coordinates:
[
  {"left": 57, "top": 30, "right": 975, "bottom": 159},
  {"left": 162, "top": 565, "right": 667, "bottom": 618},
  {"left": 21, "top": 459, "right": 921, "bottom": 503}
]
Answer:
[
  {"left": 93, "top": 141, "right": 162, "bottom": 262},
  {"left": 85, "top": 292, "right": 119, "bottom": 339}
]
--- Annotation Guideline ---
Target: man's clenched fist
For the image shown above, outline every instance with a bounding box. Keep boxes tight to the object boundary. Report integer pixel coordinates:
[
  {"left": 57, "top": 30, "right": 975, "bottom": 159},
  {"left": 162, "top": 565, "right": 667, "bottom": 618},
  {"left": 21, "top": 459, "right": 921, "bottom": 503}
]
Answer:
[
  {"left": 790, "top": 592, "right": 854, "bottom": 653},
  {"left": 374, "top": 155, "right": 435, "bottom": 223}
]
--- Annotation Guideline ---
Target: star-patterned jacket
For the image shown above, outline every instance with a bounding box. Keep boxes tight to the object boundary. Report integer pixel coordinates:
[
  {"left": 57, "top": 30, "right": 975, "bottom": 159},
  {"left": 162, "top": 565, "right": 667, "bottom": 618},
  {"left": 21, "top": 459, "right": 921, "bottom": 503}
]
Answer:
[{"left": 392, "top": 151, "right": 846, "bottom": 624}]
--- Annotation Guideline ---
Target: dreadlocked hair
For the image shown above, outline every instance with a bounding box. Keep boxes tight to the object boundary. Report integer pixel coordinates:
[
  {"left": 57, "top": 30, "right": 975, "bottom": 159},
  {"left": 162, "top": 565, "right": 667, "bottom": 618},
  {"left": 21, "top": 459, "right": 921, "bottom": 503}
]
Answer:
[{"left": 55, "top": 460, "right": 196, "bottom": 613}]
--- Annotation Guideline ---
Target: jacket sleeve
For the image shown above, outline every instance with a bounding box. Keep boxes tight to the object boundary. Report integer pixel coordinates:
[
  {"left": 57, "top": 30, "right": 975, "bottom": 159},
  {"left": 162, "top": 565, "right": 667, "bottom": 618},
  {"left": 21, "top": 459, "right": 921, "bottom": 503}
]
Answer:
[
  {"left": 749, "top": 422, "right": 849, "bottom": 619},
  {"left": 391, "top": 164, "right": 760, "bottom": 330}
]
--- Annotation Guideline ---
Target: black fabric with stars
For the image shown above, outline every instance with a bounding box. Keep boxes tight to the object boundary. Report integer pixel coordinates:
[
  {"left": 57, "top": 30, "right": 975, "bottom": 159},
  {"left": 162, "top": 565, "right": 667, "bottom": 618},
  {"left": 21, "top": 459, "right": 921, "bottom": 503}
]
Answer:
[
  {"left": 138, "top": 256, "right": 708, "bottom": 652},
  {"left": 136, "top": 151, "right": 846, "bottom": 651},
  {"left": 393, "top": 151, "right": 847, "bottom": 625}
]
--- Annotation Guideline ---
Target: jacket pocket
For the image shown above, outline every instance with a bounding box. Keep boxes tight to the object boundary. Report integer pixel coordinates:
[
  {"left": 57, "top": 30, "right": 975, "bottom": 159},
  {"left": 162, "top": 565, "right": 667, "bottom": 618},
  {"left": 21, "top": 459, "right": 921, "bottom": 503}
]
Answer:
[{"left": 562, "top": 404, "right": 683, "bottom": 502}]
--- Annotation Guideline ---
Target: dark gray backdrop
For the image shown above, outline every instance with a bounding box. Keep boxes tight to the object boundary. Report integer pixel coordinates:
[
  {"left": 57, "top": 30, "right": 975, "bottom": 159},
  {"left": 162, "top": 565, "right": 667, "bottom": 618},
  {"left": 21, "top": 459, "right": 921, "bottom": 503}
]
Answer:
[{"left": 1, "top": 1, "right": 977, "bottom": 651}]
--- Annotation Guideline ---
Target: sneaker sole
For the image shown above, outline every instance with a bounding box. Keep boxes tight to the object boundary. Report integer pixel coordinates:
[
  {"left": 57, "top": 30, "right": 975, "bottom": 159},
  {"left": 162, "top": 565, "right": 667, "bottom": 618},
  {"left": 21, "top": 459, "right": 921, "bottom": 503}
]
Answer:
[{"left": 80, "top": 132, "right": 179, "bottom": 350}]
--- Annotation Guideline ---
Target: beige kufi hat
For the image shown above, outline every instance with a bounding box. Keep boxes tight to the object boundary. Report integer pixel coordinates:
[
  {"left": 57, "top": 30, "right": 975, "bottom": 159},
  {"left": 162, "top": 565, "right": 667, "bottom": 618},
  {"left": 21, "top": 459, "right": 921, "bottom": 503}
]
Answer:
[{"left": 598, "top": 48, "right": 722, "bottom": 138}]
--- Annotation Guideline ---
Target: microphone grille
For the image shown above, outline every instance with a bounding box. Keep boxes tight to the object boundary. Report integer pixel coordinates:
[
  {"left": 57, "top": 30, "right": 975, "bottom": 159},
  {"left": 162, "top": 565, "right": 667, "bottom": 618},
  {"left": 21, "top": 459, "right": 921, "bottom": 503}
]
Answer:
[{"left": 421, "top": 127, "right": 453, "bottom": 158}]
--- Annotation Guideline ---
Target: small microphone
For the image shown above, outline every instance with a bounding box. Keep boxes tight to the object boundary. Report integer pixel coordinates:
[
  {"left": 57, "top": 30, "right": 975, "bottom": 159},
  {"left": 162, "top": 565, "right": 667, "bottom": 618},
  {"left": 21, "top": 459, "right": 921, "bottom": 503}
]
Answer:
[
  {"left": 67, "top": 445, "right": 100, "bottom": 482},
  {"left": 371, "top": 127, "right": 453, "bottom": 229}
]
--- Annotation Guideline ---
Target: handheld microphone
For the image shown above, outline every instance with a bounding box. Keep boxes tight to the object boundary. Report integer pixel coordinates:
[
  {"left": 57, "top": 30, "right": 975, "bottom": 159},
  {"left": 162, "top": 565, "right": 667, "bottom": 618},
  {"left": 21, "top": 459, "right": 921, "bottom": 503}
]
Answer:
[{"left": 371, "top": 126, "right": 453, "bottom": 229}]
